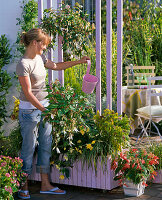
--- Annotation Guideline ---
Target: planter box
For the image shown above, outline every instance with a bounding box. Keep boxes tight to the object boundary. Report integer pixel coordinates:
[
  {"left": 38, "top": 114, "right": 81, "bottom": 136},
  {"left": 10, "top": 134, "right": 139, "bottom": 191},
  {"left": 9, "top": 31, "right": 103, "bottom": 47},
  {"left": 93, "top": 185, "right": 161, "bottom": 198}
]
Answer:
[
  {"left": 29, "top": 157, "right": 119, "bottom": 190},
  {"left": 153, "top": 170, "right": 162, "bottom": 184},
  {"left": 123, "top": 180, "right": 145, "bottom": 197}
]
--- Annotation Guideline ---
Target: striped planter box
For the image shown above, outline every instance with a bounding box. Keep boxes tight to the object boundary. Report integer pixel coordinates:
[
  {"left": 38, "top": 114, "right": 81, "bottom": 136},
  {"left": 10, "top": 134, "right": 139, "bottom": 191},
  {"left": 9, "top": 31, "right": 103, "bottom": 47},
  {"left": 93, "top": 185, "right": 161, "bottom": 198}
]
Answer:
[
  {"left": 29, "top": 157, "right": 119, "bottom": 190},
  {"left": 153, "top": 170, "right": 162, "bottom": 184}
]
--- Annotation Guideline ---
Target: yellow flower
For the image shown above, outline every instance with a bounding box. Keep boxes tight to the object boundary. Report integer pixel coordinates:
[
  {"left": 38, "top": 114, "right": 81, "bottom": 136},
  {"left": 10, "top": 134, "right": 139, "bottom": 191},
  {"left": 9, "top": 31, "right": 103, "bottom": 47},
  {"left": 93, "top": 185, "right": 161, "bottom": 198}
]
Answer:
[
  {"left": 92, "top": 23, "right": 96, "bottom": 30},
  {"left": 64, "top": 155, "right": 68, "bottom": 161},
  {"left": 59, "top": 175, "right": 65, "bottom": 180},
  {"left": 56, "top": 165, "right": 60, "bottom": 170},
  {"left": 91, "top": 140, "right": 95, "bottom": 144},
  {"left": 50, "top": 161, "right": 54, "bottom": 165},
  {"left": 80, "top": 130, "right": 85, "bottom": 135},
  {"left": 86, "top": 144, "right": 93, "bottom": 150},
  {"left": 64, "top": 147, "right": 66, "bottom": 150},
  {"left": 79, "top": 150, "right": 82, "bottom": 154},
  {"left": 87, "top": 127, "right": 90, "bottom": 132},
  {"left": 77, "top": 140, "right": 81, "bottom": 143},
  {"left": 75, "top": 147, "right": 79, "bottom": 152}
]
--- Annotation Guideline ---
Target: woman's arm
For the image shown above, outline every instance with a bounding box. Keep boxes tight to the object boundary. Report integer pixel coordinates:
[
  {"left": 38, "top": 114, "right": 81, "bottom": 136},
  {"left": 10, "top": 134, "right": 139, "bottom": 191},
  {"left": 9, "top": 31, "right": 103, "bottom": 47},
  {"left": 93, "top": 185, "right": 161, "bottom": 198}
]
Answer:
[
  {"left": 18, "top": 76, "right": 46, "bottom": 111},
  {"left": 44, "top": 56, "right": 90, "bottom": 70}
]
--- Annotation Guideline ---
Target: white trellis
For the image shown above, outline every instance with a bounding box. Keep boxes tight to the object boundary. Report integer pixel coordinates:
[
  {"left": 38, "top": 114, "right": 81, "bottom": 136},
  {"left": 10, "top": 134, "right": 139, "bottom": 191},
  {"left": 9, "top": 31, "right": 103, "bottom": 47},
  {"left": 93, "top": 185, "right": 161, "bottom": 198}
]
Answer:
[{"left": 38, "top": 0, "right": 123, "bottom": 114}]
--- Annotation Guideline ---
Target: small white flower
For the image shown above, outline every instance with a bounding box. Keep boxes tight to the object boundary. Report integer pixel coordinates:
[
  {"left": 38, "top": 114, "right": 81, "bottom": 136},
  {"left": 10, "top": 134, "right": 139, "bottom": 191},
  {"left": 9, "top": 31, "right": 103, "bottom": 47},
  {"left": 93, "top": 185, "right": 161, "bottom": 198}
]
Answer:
[
  {"left": 60, "top": 121, "right": 64, "bottom": 126},
  {"left": 56, "top": 147, "right": 60, "bottom": 154},
  {"left": 51, "top": 114, "right": 54, "bottom": 119},
  {"left": 70, "top": 55, "right": 73, "bottom": 59},
  {"left": 65, "top": 4, "right": 70, "bottom": 9}
]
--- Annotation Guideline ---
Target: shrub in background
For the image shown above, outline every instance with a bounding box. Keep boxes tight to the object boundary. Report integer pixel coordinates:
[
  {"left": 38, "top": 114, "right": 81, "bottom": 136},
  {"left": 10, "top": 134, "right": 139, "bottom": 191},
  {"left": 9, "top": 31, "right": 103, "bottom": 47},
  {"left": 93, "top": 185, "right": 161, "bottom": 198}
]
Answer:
[{"left": 0, "top": 35, "right": 12, "bottom": 136}]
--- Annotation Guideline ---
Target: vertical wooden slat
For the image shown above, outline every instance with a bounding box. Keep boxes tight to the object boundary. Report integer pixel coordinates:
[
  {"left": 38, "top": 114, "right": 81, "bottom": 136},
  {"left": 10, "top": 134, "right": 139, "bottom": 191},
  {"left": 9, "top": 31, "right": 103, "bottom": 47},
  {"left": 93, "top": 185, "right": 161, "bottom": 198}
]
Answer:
[
  {"left": 47, "top": 0, "right": 53, "bottom": 83},
  {"left": 117, "top": 0, "right": 123, "bottom": 114},
  {"left": 96, "top": 0, "right": 101, "bottom": 114},
  {"left": 50, "top": 166, "right": 56, "bottom": 182},
  {"left": 81, "top": 162, "right": 87, "bottom": 187},
  {"left": 106, "top": 0, "right": 112, "bottom": 110},
  {"left": 86, "top": 164, "right": 92, "bottom": 188},
  {"left": 38, "top": 0, "right": 43, "bottom": 24},
  {"left": 77, "top": 160, "right": 82, "bottom": 186},
  {"left": 91, "top": 162, "right": 97, "bottom": 188},
  {"left": 100, "top": 163, "right": 106, "bottom": 189},
  {"left": 72, "top": 161, "right": 78, "bottom": 186},
  {"left": 57, "top": 0, "right": 64, "bottom": 86},
  {"left": 96, "top": 158, "right": 101, "bottom": 189}
]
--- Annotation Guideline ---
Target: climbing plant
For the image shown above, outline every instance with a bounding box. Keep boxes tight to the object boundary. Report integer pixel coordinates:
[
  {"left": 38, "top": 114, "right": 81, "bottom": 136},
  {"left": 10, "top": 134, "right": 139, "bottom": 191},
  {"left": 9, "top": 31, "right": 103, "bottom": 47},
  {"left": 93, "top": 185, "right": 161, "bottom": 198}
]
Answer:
[{"left": 15, "top": 0, "right": 38, "bottom": 57}]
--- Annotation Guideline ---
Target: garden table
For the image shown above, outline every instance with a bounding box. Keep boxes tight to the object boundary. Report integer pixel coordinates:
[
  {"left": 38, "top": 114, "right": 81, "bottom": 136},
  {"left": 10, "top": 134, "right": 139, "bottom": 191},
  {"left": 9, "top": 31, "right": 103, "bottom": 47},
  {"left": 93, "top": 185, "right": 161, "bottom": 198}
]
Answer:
[{"left": 122, "top": 86, "right": 162, "bottom": 133}]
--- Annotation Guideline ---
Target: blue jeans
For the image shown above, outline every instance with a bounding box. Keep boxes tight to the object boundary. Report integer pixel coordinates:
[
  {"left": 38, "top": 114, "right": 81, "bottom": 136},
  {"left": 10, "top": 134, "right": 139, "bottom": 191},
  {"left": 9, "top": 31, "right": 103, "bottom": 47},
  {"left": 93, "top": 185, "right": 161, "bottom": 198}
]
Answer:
[{"left": 19, "top": 109, "right": 52, "bottom": 175}]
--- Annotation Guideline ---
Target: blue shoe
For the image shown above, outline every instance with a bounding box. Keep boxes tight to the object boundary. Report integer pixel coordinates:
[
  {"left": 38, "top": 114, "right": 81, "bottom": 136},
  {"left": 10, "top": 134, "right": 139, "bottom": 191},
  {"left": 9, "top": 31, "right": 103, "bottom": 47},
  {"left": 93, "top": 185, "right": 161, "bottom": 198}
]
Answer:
[
  {"left": 40, "top": 187, "right": 66, "bottom": 195},
  {"left": 18, "top": 190, "right": 30, "bottom": 199}
]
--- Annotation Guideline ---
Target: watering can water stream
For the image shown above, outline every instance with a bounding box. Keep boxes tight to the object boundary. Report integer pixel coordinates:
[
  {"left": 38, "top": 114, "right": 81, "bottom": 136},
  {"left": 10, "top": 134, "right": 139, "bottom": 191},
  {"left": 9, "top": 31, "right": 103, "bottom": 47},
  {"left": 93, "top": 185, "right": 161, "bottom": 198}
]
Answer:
[{"left": 82, "top": 60, "right": 98, "bottom": 94}]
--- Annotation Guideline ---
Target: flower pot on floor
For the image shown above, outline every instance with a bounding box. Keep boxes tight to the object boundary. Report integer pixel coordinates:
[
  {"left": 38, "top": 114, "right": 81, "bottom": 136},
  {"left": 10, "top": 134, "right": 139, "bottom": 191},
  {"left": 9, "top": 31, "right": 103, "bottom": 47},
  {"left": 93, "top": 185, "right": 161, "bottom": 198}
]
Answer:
[{"left": 123, "top": 180, "right": 145, "bottom": 197}]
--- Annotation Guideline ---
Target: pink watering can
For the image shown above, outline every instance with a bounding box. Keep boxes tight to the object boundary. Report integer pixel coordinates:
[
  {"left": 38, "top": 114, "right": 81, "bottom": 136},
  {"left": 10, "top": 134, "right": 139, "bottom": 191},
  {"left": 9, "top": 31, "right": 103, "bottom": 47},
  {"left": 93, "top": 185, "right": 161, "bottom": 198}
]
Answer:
[{"left": 82, "top": 60, "right": 98, "bottom": 94}]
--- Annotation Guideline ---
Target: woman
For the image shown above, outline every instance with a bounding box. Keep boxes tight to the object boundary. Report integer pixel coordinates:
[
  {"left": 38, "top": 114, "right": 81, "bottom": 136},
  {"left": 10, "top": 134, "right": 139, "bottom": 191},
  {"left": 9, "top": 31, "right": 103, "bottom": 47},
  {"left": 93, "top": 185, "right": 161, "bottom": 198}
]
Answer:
[{"left": 16, "top": 28, "right": 90, "bottom": 199}]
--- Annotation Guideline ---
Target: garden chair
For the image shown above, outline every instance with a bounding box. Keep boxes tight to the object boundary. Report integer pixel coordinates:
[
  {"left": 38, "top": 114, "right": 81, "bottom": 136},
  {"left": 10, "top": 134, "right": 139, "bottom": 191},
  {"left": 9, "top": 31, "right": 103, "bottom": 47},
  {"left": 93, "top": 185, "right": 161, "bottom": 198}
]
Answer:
[
  {"left": 125, "top": 66, "right": 155, "bottom": 85},
  {"left": 135, "top": 76, "right": 162, "bottom": 142}
]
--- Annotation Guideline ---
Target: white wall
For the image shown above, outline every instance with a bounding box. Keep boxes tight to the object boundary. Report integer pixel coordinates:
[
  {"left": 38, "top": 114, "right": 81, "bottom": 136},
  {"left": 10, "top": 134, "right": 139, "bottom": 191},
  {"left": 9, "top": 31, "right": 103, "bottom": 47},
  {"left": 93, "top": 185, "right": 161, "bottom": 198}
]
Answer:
[
  {"left": 0, "top": 0, "right": 22, "bottom": 45},
  {"left": 0, "top": 0, "right": 58, "bottom": 135}
]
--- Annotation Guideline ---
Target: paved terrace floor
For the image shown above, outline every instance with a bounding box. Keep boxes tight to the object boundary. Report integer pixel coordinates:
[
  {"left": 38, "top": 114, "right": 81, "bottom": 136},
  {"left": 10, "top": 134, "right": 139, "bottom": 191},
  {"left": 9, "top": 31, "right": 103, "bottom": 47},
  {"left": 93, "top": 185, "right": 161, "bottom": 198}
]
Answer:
[
  {"left": 14, "top": 134, "right": 162, "bottom": 200},
  {"left": 14, "top": 181, "right": 162, "bottom": 200}
]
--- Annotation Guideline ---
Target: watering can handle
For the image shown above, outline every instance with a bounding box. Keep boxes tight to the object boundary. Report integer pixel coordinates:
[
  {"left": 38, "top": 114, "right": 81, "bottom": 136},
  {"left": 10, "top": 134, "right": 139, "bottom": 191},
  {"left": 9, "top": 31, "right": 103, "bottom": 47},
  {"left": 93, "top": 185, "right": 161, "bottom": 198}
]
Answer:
[{"left": 86, "top": 60, "right": 91, "bottom": 74}]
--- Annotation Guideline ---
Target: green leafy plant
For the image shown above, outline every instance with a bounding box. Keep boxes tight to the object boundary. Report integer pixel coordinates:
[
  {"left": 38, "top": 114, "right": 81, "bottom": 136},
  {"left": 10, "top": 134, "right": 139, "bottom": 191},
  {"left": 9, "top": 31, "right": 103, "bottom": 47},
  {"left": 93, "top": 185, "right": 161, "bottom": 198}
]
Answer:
[
  {"left": 111, "top": 148, "right": 159, "bottom": 186},
  {"left": 15, "top": 0, "right": 38, "bottom": 57},
  {"left": 41, "top": 3, "right": 95, "bottom": 58},
  {"left": 93, "top": 109, "right": 130, "bottom": 157},
  {"left": 0, "top": 35, "right": 12, "bottom": 135},
  {"left": 149, "top": 143, "right": 162, "bottom": 170},
  {"left": 0, "top": 126, "right": 22, "bottom": 159},
  {"left": 0, "top": 155, "right": 28, "bottom": 200},
  {"left": 42, "top": 80, "right": 95, "bottom": 178}
]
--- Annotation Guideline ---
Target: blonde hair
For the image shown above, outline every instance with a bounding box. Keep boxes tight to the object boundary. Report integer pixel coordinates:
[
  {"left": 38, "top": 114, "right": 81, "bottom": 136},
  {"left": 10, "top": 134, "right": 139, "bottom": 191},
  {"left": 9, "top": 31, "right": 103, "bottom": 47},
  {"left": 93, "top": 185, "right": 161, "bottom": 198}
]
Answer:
[{"left": 20, "top": 28, "right": 51, "bottom": 47}]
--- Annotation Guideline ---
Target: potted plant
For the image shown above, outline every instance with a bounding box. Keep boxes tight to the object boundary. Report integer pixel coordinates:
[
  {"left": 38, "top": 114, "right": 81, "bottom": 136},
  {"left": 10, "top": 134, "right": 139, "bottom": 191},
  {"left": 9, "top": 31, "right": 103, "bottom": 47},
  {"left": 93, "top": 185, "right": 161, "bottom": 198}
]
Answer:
[
  {"left": 35, "top": 80, "right": 131, "bottom": 190},
  {"left": 42, "top": 79, "right": 95, "bottom": 178},
  {"left": 0, "top": 155, "right": 28, "bottom": 200},
  {"left": 111, "top": 148, "right": 159, "bottom": 197}
]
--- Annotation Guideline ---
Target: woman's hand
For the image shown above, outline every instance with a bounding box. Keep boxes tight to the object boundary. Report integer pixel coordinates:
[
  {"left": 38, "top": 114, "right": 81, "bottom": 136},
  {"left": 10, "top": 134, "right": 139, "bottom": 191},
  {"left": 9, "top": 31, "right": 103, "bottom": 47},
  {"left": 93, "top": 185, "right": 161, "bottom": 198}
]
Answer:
[{"left": 79, "top": 56, "right": 90, "bottom": 64}]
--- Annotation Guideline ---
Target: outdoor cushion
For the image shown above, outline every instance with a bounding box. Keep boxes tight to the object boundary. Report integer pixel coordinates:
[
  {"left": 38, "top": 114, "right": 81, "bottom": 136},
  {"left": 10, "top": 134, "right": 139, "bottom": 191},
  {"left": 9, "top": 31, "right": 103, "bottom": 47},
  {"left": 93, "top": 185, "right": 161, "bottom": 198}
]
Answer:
[{"left": 137, "top": 105, "right": 162, "bottom": 117}]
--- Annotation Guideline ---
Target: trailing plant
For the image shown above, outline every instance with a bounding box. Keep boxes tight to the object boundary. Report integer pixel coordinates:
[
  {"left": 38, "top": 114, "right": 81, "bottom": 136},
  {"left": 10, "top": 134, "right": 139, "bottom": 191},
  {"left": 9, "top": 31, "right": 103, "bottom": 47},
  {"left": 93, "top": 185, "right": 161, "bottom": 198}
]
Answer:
[
  {"left": 42, "top": 80, "right": 95, "bottom": 178},
  {"left": 0, "top": 34, "right": 12, "bottom": 135},
  {"left": 41, "top": 3, "right": 95, "bottom": 58},
  {"left": 15, "top": 0, "right": 38, "bottom": 57}
]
